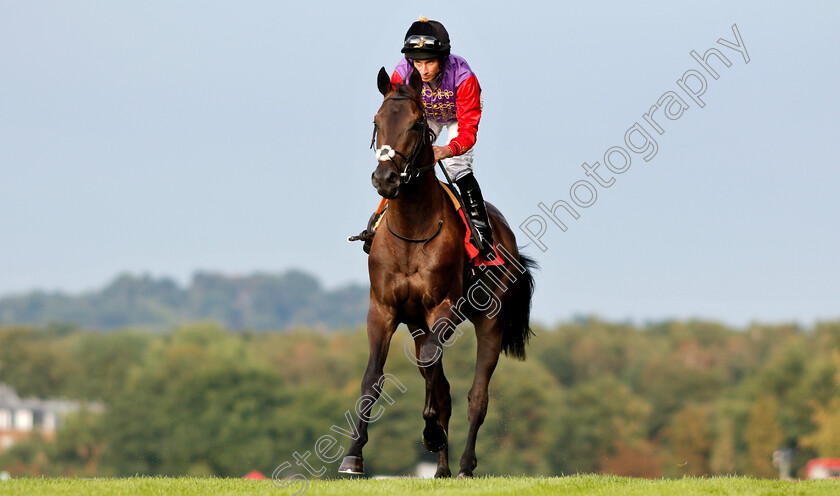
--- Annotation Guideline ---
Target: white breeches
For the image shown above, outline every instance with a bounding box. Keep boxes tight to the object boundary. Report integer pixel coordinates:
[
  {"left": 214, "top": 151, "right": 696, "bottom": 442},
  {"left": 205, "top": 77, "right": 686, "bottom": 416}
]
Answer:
[{"left": 428, "top": 120, "right": 474, "bottom": 181}]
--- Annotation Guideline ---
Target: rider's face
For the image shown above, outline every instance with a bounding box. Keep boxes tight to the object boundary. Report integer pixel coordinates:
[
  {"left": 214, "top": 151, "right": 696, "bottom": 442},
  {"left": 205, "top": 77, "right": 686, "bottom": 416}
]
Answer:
[{"left": 412, "top": 59, "right": 441, "bottom": 82}]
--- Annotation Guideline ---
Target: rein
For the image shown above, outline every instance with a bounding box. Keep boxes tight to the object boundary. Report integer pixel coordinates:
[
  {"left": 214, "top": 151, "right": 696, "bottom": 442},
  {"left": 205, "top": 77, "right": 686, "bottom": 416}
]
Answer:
[{"left": 370, "top": 95, "right": 437, "bottom": 183}]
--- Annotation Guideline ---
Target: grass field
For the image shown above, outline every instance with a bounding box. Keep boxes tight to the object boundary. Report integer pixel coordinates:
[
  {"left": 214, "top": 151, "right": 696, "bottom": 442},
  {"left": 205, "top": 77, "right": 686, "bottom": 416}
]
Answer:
[{"left": 2, "top": 475, "right": 839, "bottom": 496}]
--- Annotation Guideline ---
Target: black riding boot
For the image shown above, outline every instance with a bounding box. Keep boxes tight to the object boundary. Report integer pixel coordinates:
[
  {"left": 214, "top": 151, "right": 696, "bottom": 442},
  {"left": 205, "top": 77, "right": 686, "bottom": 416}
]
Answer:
[{"left": 456, "top": 173, "right": 497, "bottom": 261}]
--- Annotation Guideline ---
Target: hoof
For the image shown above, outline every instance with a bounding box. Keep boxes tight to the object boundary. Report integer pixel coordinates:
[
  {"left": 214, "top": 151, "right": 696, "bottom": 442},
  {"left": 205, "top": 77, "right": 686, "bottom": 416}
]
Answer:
[
  {"left": 422, "top": 424, "right": 447, "bottom": 452},
  {"left": 457, "top": 471, "right": 473, "bottom": 478},
  {"left": 434, "top": 468, "right": 452, "bottom": 478},
  {"left": 337, "top": 455, "right": 364, "bottom": 475}
]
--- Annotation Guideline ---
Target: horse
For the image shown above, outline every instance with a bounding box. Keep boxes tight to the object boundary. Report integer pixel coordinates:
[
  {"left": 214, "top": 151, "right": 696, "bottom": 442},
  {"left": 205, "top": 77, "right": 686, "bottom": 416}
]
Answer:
[{"left": 338, "top": 67, "right": 537, "bottom": 478}]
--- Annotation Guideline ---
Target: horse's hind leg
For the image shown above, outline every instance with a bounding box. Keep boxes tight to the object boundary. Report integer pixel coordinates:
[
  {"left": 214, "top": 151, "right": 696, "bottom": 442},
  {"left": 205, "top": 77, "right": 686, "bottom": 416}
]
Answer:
[
  {"left": 458, "top": 320, "right": 502, "bottom": 478},
  {"left": 338, "top": 303, "right": 398, "bottom": 475},
  {"left": 411, "top": 325, "right": 453, "bottom": 478}
]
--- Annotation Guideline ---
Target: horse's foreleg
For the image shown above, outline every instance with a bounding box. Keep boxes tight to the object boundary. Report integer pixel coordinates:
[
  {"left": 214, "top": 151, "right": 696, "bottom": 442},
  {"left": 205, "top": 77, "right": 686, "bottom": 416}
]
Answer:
[
  {"left": 458, "top": 325, "right": 502, "bottom": 478},
  {"left": 411, "top": 326, "right": 452, "bottom": 478},
  {"left": 338, "top": 304, "right": 397, "bottom": 475},
  {"left": 431, "top": 359, "right": 452, "bottom": 478}
]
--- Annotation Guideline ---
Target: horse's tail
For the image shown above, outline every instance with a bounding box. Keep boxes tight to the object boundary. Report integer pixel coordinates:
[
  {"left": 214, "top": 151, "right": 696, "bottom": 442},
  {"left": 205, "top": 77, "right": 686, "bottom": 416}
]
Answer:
[{"left": 499, "top": 251, "right": 538, "bottom": 361}]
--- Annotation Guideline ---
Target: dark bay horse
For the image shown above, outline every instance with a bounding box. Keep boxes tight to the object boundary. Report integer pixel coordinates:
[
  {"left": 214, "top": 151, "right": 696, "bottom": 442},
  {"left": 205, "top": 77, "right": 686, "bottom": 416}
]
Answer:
[{"left": 338, "top": 67, "right": 537, "bottom": 478}]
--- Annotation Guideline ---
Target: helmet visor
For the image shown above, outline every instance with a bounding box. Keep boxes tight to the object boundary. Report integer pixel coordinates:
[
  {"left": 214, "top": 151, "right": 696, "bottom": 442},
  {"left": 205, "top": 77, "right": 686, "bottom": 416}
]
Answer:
[{"left": 403, "top": 35, "right": 443, "bottom": 50}]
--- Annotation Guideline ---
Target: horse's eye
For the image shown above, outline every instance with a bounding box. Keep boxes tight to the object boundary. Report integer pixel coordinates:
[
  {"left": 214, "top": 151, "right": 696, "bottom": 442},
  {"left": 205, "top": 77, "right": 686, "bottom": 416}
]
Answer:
[{"left": 411, "top": 121, "right": 424, "bottom": 131}]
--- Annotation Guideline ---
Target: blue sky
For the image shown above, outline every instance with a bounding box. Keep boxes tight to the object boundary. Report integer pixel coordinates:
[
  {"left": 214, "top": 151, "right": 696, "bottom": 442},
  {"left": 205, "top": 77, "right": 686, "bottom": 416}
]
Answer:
[{"left": 1, "top": 1, "right": 838, "bottom": 328}]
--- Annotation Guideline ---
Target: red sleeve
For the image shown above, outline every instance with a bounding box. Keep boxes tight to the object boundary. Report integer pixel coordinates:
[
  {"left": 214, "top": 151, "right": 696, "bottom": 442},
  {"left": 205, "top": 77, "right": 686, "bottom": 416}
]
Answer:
[
  {"left": 391, "top": 70, "right": 404, "bottom": 88},
  {"left": 447, "top": 74, "right": 481, "bottom": 157}
]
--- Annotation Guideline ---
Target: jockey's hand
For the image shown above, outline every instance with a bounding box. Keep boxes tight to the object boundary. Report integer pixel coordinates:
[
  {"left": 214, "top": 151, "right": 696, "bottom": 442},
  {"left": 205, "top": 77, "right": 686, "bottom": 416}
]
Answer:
[{"left": 433, "top": 145, "right": 453, "bottom": 162}]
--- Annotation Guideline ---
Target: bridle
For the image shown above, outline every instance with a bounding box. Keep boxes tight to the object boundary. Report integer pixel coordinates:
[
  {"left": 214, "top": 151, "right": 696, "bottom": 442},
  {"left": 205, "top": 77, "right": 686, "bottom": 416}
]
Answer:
[
  {"left": 370, "top": 95, "right": 437, "bottom": 183},
  {"left": 370, "top": 93, "right": 444, "bottom": 251}
]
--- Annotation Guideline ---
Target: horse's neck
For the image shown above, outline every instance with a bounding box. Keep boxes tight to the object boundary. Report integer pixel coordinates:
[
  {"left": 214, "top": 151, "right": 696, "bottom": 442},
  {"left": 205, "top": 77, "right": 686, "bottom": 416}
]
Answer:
[{"left": 387, "top": 173, "right": 441, "bottom": 235}]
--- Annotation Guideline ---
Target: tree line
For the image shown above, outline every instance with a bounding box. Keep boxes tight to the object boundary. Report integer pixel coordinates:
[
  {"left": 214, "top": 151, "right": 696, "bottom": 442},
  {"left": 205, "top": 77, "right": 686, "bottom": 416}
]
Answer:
[
  {"left": 0, "top": 318, "right": 839, "bottom": 478},
  {"left": 0, "top": 271, "right": 368, "bottom": 331}
]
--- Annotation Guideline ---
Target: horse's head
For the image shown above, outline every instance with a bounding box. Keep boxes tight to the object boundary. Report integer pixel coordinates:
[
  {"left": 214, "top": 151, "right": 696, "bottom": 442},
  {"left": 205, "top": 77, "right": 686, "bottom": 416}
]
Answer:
[{"left": 370, "top": 67, "right": 432, "bottom": 199}]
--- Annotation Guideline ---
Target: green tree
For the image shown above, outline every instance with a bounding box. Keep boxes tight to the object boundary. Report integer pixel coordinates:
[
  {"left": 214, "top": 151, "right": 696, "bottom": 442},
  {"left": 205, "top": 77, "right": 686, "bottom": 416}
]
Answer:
[
  {"left": 800, "top": 351, "right": 840, "bottom": 457},
  {"left": 709, "top": 417, "right": 736, "bottom": 475},
  {"left": 100, "top": 324, "right": 295, "bottom": 476},
  {"left": 52, "top": 408, "right": 106, "bottom": 476},
  {"left": 743, "top": 396, "right": 784, "bottom": 478},
  {"left": 665, "top": 405, "right": 711, "bottom": 476},
  {"left": 558, "top": 375, "right": 651, "bottom": 474}
]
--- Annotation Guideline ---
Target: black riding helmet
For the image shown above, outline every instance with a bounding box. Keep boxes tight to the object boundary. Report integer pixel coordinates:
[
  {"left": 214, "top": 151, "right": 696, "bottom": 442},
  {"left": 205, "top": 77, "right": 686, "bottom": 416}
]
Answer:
[{"left": 401, "top": 16, "right": 450, "bottom": 61}]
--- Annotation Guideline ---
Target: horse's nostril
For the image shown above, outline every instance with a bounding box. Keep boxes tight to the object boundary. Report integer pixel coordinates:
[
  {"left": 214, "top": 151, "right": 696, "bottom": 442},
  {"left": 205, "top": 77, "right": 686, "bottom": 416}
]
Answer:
[{"left": 372, "top": 166, "right": 400, "bottom": 195}]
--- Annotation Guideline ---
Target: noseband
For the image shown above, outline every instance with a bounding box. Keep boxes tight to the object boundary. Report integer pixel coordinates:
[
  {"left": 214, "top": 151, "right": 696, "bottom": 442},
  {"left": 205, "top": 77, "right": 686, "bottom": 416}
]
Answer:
[{"left": 370, "top": 95, "right": 437, "bottom": 183}]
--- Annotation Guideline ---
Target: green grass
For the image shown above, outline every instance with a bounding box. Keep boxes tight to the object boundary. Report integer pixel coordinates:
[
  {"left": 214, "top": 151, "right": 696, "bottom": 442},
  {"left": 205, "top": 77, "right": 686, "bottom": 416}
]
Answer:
[{"left": 1, "top": 475, "right": 838, "bottom": 495}]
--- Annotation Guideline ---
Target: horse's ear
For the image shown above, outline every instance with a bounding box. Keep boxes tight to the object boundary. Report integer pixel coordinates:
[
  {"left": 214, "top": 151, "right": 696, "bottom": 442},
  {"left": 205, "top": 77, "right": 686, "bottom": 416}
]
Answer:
[
  {"left": 408, "top": 69, "right": 423, "bottom": 95},
  {"left": 377, "top": 67, "right": 391, "bottom": 97}
]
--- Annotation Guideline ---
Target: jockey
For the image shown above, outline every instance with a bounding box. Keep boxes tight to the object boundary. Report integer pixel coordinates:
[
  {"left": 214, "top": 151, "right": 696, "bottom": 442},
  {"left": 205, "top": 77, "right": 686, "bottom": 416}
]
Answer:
[{"left": 353, "top": 16, "right": 497, "bottom": 261}]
